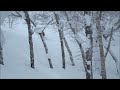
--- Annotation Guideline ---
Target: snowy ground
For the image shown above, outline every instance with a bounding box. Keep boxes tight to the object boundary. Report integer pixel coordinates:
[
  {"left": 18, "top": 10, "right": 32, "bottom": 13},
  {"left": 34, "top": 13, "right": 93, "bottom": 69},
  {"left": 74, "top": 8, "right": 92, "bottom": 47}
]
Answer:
[{"left": 0, "top": 19, "right": 120, "bottom": 79}]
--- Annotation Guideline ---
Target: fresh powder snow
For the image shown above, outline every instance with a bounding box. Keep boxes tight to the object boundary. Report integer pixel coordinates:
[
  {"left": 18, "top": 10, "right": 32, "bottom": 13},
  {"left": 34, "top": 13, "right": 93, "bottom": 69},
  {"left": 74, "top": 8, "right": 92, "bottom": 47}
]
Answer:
[{"left": 0, "top": 11, "right": 120, "bottom": 79}]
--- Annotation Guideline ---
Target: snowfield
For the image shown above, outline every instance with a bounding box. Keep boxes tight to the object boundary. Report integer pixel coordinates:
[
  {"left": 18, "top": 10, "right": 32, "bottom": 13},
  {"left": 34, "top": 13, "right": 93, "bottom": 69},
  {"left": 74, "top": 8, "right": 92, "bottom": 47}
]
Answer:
[
  {"left": 0, "top": 13, "right": 120, "bottom": 79},
  {"left": 1, "top": 20, "right": 86, "bottom": 79}
]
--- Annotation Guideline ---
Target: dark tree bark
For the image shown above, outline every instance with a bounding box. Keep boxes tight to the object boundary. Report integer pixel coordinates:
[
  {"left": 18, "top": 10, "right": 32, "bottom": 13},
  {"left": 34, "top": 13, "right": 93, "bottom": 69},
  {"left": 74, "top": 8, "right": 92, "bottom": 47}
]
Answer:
[
  {"left": 89, "top": 30, "right": 93, "bottom": 79},
  {"left": 96, "top": 11, "right": 107, "bottom": 79},
  {"left": 84, "top": 11, "right": 93, "bottom": 79},
  {"left": 54, "top": 12, "right": 66, "bottom": 69},
  {"left": 24, "top": 11, "right": 35, "bottom": 69},
  {"left": 103, "top": 36, "right": 120, "bottom": 77},
  {"left": 0, "top": 20, "right": 3, "bottom": 65},
  {"left": 39, "top": 32, "right": 53, "bottom": 69},
  {"left": 85, "top": 24, "right": 93, "bottom": 79},
  {"left": 105, "top": 28, "right": 113, "bottom": 58},
  {"left": 0, "top": 42, "right": 4, "bottom": 65},
  {"left": 64, "top": 11, "right": 93, "bottom": 79},
  {"left": 63, "top": 34, "right": 75, "bottom": 66}
]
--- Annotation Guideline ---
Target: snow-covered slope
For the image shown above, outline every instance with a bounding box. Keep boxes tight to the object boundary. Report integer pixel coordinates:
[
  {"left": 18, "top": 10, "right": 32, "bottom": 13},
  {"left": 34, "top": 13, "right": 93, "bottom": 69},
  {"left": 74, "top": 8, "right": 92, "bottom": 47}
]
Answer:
[
  {"left": 0, "top": 19, "right": 119, "bottom": 79},
  {"left": 0, "top": 19, "right": 85, "bottom": 79}
]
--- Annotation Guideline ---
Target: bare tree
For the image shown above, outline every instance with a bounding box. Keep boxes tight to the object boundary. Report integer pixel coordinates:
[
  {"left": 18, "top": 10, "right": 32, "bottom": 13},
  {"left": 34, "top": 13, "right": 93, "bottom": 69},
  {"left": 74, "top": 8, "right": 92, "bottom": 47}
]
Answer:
[
  {"left": 83, "top": 11, "right": 94, "bottom": 79},
  {"left": 0, "top": 17, "right": 4, "bottom": 65},
  {"left": 0, "top": 41, "right": 4, "bottom": 65},
  {"left": 85, "top": 25, "right": 93, "bottom": 79},
  {"left": 64, "top": 11, "right": 93, "bottom": 79},
  {"left": 104, "top": 28, "right": 113, "bottom": 57},
  {"left": 24, "top": 11, "right": 35, "bottom": 69},
  {"left": 53, "top": 12, "right": 66, "bottom": 69},
  {"left": 103, "top": 28, "right": 120, "bottom": 77},
  {"left": 96, "top": 11, "right": 107, "bottom": 79},
  {"left": 31, "top": 12, "right": 54, "bottom": 69},
  {"left": 62, "top": 34, "right": 75, "bottom": 66},
  {"left": 39, "top": 31, "right": 53, "bottom": 68}
]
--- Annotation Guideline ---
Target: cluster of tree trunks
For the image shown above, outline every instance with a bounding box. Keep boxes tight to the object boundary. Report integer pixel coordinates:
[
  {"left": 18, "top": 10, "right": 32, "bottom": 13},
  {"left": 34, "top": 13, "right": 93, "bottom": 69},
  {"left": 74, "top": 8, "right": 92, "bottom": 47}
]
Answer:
[
  {"left": 1, "top": 11, "right": 120, "bottom": 79},
  {"left": 54, "top": 12, "right": 75, "bottom": 69}
]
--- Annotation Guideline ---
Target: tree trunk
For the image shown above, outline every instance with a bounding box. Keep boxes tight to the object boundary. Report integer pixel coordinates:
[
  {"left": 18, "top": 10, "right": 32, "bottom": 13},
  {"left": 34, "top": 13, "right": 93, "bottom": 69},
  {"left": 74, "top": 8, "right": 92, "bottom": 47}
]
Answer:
[
  {"left": 24, "top": 11, "right": 35, "bottom": 69},
  {"left": 90, "top": 31, "right": 93, "bottom": 79},
  {"left": 0, "top": 14, "right": 4, "bottom": 65},
  {"left": 76, "top": 41, "right": 89, "bottom": 78},
  {"left": 59, "top": 30, "right": 65, "bottom": 69},
  {"left": 62, "top": 33, "right": 75, "bottom": 66},
  {"left": 85, "top": 25, "right": 93, "bottom": 79},
  {"left": 54, "top": 12, "right": 66, "bottom": 69},
  {"left": 104, "top": 45, "right": 120, "bottom": 77},
  {"left": 96, "top": 11, "right": 107, "bottom": 79},
  {"left": 65, "top": 11, "right": 92, "bottom": 79},
  {"left": 105, "top": 28, "right": 113, "bottom": 58},
  {"left": 75, "top": 38, "right": 91, "bottom": 79},
  {"left": 0, "top": 42, "right": 4, "bottom": 65},
  {"left": 84, "top": 11, "right": 93, "bottom": 79},
  {"left": 39, "top": 32, "right": 53, "bottom": 69},
  {"left": 103, "top": 30, "right": 120, "bottom": 77},
  {"left": 103, "top": 25, "right": 120, "bottom": 78}
]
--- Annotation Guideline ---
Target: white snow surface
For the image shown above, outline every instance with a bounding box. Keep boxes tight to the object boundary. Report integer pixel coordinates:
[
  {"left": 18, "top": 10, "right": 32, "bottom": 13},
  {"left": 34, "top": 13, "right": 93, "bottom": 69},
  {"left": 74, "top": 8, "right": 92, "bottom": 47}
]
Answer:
[
  {"left": 0, "top": 20, "right": 85, "bottom": 79},
  {"left": 0, "top": 18, "right": 120, "bottom": 79}
]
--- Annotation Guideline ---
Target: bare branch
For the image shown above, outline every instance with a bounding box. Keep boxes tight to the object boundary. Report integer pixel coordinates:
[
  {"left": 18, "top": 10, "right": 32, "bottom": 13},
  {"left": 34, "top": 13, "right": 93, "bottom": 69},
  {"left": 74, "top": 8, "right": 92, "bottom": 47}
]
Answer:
[
  {"left": 32, "top": 18, "right": 53, "bottom": 34},
  {"left": 105, "top": 27, "right": 113, "bottom": 57},
  {"left": 10, "top": 13, "right": 21, "bottom": 18}
]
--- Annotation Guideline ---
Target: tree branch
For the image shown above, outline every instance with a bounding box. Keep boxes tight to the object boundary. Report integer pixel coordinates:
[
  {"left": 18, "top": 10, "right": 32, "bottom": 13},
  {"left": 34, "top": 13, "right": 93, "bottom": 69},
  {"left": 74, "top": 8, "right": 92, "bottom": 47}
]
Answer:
[
  {"left": 32, "top": 18, "right": 53, "bottom": 34},
  {"left": 105, "top": 27, "right": 113, "bottom": 57}
]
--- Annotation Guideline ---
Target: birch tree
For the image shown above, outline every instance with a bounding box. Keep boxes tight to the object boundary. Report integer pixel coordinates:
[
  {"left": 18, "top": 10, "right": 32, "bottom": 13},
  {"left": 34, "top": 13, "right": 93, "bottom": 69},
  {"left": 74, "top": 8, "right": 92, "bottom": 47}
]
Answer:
[
  {"left": 62, "top": 34, "right": 75, "bottom": 66},
  {"left": 64, "top": 11, "right": 93, "bottom": 79},
  {"left": 0, "top": 14, "right": 3, "bottom": 65},
  {"left": 24, "top": 11, "right": 35, "bottom": 69},
  {"left": 53, "top": 12, "right": 66, "bottom": 69},
  {"left": 0, "top": 27, "right": 4, "bottom": 65},
  {"left": 32, "top": 12, "right": 54, "bottom": 69},
  {"left": 84, "top": 11, "right": 93, "bottom": 79},
  {"left": 95, "top": 11, "right": 107, "bottom": 79},
  {"left": 39, "top": 31, "right": 53, "bottom": 68}
]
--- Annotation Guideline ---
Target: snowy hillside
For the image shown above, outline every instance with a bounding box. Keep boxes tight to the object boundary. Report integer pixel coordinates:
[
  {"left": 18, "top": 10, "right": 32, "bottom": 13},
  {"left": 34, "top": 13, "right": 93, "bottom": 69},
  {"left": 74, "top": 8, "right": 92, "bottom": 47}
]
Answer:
[
  {"left": 1, "top": 19, "right": 86, "bottom": 79},
  {"left": 0, "top": 11, "right": 120, "bottom": 79}
]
